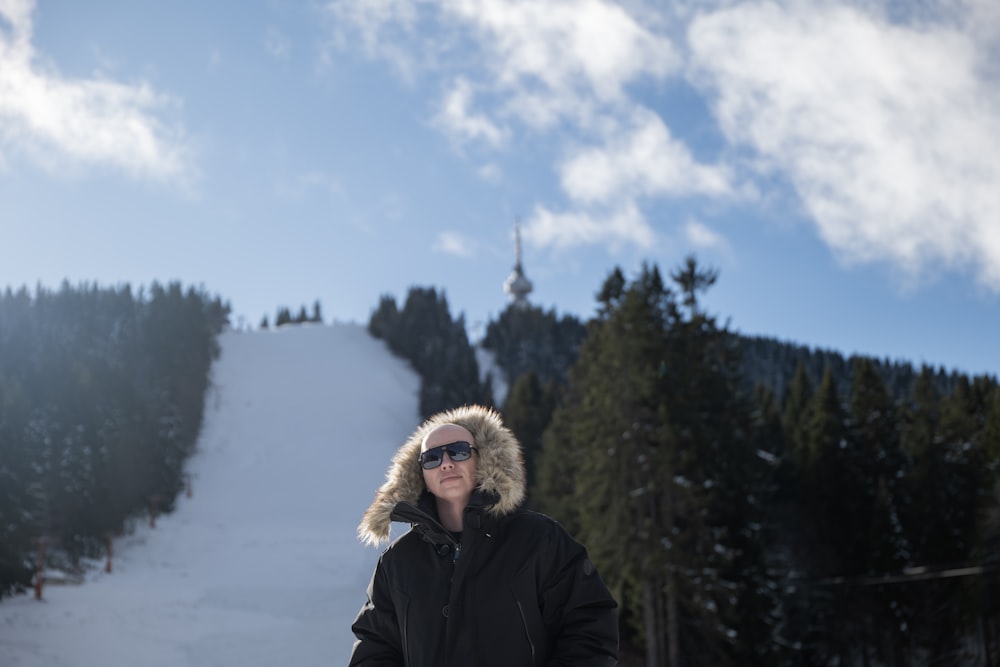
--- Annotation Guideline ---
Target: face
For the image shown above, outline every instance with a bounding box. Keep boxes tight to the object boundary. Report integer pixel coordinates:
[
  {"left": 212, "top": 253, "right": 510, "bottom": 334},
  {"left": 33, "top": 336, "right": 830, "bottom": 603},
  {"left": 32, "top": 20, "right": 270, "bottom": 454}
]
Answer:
[{"left": 420, "top": 424, "right": 478, "bottom": 506}]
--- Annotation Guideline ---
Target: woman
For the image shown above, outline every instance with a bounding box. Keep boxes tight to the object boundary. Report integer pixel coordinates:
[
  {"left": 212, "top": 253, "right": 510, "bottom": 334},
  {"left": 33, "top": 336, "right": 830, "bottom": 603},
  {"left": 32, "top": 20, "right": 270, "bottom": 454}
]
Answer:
[{"left": 349, "top": 404, "right": 619, "bottom": 666}]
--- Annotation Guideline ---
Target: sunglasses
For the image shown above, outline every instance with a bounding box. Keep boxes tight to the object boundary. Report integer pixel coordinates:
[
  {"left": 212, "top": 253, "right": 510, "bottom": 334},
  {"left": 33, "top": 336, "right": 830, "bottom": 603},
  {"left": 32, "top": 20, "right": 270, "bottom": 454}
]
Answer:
[{"left": 418, "top": 441, "right": 478, "bottom": 470}]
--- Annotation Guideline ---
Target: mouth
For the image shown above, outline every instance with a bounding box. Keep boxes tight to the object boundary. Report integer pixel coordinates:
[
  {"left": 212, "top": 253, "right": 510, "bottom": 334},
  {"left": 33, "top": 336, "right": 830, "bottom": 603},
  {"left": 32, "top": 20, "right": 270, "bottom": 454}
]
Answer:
[{"left": 440, "top": 475, "right": 461, "bottom": 483}]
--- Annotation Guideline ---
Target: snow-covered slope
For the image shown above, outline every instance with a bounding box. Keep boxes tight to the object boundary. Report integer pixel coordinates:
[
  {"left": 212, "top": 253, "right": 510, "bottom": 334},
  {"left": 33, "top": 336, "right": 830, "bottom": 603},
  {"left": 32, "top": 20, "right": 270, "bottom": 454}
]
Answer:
[{"left": 0, "top": 323, "right": 421, "bottom": 667}]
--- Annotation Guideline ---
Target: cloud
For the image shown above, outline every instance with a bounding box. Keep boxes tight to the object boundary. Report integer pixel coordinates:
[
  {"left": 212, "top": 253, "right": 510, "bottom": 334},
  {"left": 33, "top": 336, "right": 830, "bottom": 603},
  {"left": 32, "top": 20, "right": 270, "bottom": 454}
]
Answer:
[
  {"left": 434, "top": 77, "right": 508, "bottom": 147},
  {"left": 0, "top": 0, "right": 195, "bottom": 185},
  {"left": 477, "top": 161, "right": 502, "bottom": 183},
  {"left": 323, "top": 0, "right": 695, "bottom": 252},
  {"left": 433, "top": 231, "right": 477, "bottom": 257},
  {"left": 322, "top": 0, "right": 426, "bottom": 83},
  {"left": 688, "top": 0, "right": 1000, "bottom": 289},
  {"left": 559, "top": 107, "right": 735, "bottom": 205},
  {"left": 684, "top": 219, "right": 727, "bottom": 251},
  {"left": 445, "top": 0, "right": 678, "bottom": 126},
  {"left": 325, "top": 0, "right": 1000, "bottom": 290},
  {"left": 523, "top": 200, "right": 655, "bottom": 251}
]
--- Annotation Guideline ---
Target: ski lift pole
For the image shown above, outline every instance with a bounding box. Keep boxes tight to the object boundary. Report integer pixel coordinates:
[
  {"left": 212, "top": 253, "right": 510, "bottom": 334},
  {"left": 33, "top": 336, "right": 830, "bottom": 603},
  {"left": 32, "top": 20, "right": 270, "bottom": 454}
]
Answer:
[
  {"left": 33, "top": 537, "right": 46, "bottom": 600},
  {"left": 105, "top": 533, "right": 113, "bottom": 574},
  {"left": 149, "top": 495, "right": 161, "bottom": 529}
]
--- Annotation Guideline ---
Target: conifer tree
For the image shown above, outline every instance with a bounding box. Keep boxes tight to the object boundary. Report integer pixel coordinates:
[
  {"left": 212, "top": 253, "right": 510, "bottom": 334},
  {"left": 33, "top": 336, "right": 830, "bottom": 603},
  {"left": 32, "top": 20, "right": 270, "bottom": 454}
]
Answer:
[
  {"left": 846, "top": 357, "right": 908, "bottom": 662},
  {"left": 792, "top": 367, "right": 852, "bottom": 662},
  {"left": 501, "top": 371, "right": 556, "bottom": 508},
  {"left": 985, "top": 388, "right": 1000, "bottom": 468},
  {"left": 848, "top": 357, "right": 905, "bottom": 574},
  {"left": 781, "top": 361, "right": 814, "bottom": 471},
  {"left": 482, "top": 303, "right": 587, "bottom": 390},
  {"left": 367, "top": 287, "right": 490, "bottom": 418},
  {"left": 899, "top": 366, "right": 941, "bottom": 562},
  {"left": 367, "top": 294, "right": 399, "bottom": 340},
  {"left": 0, "top": 281, "right": 226, "bottom": 596},
  {"left": 537, "top": 264, "right": 674, "bottom": 663},
  {"left": 537, "top": 259, "right": 775, "bottom": 666}
]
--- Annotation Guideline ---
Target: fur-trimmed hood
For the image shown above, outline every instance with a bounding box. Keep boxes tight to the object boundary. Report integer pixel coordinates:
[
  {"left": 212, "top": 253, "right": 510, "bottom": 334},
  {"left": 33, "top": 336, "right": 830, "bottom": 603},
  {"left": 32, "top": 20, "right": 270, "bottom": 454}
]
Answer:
[{"left": 358, "top": 405, "right": 526, "bottom": 547}]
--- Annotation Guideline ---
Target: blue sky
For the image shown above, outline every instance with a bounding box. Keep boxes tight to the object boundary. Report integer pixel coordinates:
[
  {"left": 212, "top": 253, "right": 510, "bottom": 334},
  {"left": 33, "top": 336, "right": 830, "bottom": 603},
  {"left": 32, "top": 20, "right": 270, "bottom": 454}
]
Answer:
[{"left": 2, "top": 0, "right": 998, "bottom": 378}]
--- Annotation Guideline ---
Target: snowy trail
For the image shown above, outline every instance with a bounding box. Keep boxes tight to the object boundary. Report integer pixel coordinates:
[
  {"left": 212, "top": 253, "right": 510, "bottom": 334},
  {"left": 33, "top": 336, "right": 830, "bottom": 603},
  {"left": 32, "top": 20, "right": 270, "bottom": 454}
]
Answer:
[{"left": 0, "top": 323, "right": 420, "bottom": 667}]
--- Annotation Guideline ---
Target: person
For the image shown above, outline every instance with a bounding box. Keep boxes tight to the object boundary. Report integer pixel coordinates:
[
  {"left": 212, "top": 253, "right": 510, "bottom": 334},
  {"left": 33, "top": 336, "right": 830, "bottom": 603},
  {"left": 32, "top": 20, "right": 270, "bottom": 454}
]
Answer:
[{"left": 348, "top": 404, "right": 619, "bottom": 666}]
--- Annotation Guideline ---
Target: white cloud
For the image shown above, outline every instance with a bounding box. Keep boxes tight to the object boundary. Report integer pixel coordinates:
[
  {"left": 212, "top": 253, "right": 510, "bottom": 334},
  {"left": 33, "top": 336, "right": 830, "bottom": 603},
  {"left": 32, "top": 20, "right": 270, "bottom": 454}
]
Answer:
[
  {"left": 559, "top": 107, "right": 735, "bottom": 204},
  {"left": 684, "top": 219, "right": 726, "bottom": 251},
  {"left": 327, "top": 0, "right": 678, "bottom": 130},
  {"left": 445, "top": 0, "right": 677, "bottom": 119},
  {"left": 477, "top": 161, "right": 502, "bottom": 183},
  {"left": 0, "top": 0, "right": 194, "bottom": 185},
  {"left": 325, "top": 0, "right": 1000, "bottom": 289},
  {"left": 435, "top": 77, "right": 508, "bottom": 147},
  {"left": 433, "top": 231, "right": 477, "bottom": 257},
  {"left": 323, "top": 0, "right": 693, "bottom": 253},
  {"left": 689, "top": 1, "right": 1000, "bottom": 289},
  {"left": 323, "top": 0, "right": 425, "bottom": 83},
  {"left": 523, "top": 200, "right": 655, "bottom": 251}
]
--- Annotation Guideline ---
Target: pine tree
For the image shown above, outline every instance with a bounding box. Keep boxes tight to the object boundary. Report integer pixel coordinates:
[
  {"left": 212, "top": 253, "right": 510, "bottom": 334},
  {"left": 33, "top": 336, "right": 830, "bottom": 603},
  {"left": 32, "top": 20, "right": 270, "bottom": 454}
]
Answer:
[
  {"left": 537, "top": 259, "right": 775, "bottom": 666},
  {"left": 0, "top": 281, "right": 226, "bottom": 596},
  {"left": 848, "top": 357, "right": 904, "bottom": 574},
  {"left": 367, "top": 287, "right": 490, "bottom": 418},
  {"left": 781, "top": 361, "right": 813, "bottom": 472},
  {"left": 501, "top": 371, "right": 556, "bottom": 508},
  {"left": 793, "top": 367, "right": 852, "bottom": 663},
  {"left": 482, "top": 304, "right": 587, "bottom": 390},
  {"left": 537, "top": 264, "right": 674, "bottom": 664},
  {"left": 367, "top": 294, "right": 399, "bottom": 340},
  {"left": 846, "top": 357, "right": 908, "bottom": 662}
]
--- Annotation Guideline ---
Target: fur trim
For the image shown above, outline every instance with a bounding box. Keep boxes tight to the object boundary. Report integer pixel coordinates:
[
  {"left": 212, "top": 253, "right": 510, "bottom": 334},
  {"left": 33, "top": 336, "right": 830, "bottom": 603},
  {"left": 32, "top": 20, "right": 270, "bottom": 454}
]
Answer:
[{"left": 358, "top": 405, "right": 526, "bottom": 546}]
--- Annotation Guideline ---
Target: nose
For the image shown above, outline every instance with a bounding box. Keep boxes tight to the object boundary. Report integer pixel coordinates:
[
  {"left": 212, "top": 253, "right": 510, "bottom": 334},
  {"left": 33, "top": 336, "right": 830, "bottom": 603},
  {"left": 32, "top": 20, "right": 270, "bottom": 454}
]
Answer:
[{"left": 440, "top": 453, "right": 456, "bottom": 469}]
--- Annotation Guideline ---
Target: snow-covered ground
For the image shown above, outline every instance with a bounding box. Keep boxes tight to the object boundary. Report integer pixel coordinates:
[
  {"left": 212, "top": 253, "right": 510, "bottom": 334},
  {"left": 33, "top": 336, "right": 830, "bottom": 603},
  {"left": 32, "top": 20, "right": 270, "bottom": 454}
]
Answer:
[{"left": 0, "top": 323, "right": 421, "bottom": 666}]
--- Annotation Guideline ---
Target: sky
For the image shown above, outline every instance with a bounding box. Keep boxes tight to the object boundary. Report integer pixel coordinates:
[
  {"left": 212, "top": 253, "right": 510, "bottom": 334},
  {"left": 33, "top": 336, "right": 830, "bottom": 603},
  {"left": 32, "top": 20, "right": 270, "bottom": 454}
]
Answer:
[
  {"left": 1, "top": 0, "right": 998, "bottom": 378},
  {"left": 0, "top": 323, "right": 423, "bottom": 666}
]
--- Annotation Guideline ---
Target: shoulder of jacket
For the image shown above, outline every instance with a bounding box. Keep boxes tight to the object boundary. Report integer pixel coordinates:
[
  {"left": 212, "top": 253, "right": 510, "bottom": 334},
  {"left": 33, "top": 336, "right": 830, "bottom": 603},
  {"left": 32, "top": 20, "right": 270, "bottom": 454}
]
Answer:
[
  {"left": 506, "top": 510, "right": 580, "bottom": 546},
  {"left": 375, "top": 527, "right": 423, "bottom": 565}
]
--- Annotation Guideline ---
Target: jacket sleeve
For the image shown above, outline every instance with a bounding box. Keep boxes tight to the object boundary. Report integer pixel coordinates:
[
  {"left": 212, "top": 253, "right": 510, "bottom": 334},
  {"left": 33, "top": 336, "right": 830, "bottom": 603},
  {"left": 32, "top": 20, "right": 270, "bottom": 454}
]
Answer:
[
  {"left": 540, "top": 525, "right": 619, "bottom": 667},
  {"left": 348, "top": 556, "right": 404, "bottom": 667}
]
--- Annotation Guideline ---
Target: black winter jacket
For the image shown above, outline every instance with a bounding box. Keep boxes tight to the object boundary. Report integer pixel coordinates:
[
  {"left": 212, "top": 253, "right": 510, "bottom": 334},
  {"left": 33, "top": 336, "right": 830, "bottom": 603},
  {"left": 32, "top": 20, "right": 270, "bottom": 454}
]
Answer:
[{"left": 348, "top": 406, "right": 618, "bottom": 667}]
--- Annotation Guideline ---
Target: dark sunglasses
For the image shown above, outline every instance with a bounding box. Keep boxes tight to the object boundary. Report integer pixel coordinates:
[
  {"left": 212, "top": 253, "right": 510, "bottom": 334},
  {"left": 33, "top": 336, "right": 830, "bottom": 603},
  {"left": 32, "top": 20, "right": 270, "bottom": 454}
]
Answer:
[{"left": 418, "top": 441, "right": 478, "bottom": 470}]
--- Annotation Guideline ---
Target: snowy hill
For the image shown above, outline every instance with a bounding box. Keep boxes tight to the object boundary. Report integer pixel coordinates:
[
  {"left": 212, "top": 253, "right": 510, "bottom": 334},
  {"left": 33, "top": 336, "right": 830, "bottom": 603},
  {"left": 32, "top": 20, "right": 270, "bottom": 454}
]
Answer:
[{"left": 0, "top": 323, "right": 421, "bottom": 667}]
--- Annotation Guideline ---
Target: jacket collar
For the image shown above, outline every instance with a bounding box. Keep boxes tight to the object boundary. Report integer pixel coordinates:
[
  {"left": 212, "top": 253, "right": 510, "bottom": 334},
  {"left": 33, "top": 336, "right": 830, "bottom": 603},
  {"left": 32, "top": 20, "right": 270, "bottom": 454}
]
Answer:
[
  {"left": 390, "top": 489, "right": 503, "bottom": 547},
  {"left": 358, "top": 406, "right": 526, "bottom": 547}
]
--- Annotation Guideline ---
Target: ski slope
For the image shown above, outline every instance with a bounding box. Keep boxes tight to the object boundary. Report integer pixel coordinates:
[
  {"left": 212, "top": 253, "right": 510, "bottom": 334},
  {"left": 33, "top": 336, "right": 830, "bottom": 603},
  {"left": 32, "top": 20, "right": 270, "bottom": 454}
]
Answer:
[{"left": 0, "top": 323, "right": 421, "bottom": 666}]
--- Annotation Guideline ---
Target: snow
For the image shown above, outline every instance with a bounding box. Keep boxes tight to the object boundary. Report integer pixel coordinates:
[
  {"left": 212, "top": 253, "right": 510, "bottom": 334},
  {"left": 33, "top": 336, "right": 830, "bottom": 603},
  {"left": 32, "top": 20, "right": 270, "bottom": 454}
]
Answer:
[
  {"left": 0, "top": 323, "right": 421, "bottom": 666},
  {"left": 475, "top": 345, "right": 507, "bottom": 405}
]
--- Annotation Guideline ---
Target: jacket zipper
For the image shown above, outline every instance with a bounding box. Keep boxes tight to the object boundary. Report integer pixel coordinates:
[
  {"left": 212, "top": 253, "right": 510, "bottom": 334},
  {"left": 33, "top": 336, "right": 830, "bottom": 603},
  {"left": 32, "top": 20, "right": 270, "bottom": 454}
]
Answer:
[{"left": 515, "top": 599, "right": 536, "bottom": 661}]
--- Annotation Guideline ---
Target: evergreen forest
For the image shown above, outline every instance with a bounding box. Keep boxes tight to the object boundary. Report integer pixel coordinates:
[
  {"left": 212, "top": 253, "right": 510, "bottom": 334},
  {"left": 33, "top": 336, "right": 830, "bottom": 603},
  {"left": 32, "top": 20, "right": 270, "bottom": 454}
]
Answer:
[
  {"left": 0, "top": 282, "right": 229, "bottom": 597},
  {"left": 2, "top": 257, "right": 998, "bottom": 666},
  {"left": 372, "top": 257, "right": 1000, "bottom": 667}
]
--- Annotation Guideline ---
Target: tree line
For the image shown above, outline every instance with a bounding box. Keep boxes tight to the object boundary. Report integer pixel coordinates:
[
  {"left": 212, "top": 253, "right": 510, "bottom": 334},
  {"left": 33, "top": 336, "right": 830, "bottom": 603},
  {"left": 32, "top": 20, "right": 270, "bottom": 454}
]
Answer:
[
  {"left": 2, "top": 261, "right": 996, "bottom": 664},
  {"left": 373, "top": 257, "right": 1000, "bottom": 666},
  {"left": 0, "top": 282, "right": 229, "bottom": 597}
]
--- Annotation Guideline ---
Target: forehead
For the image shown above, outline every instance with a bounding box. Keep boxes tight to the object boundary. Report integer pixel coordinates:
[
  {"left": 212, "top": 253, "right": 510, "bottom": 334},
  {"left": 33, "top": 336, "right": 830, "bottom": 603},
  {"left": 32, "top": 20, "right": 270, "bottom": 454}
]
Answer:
[{"left": 421, "top": 424, "right": 475, "bottom": 451}]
